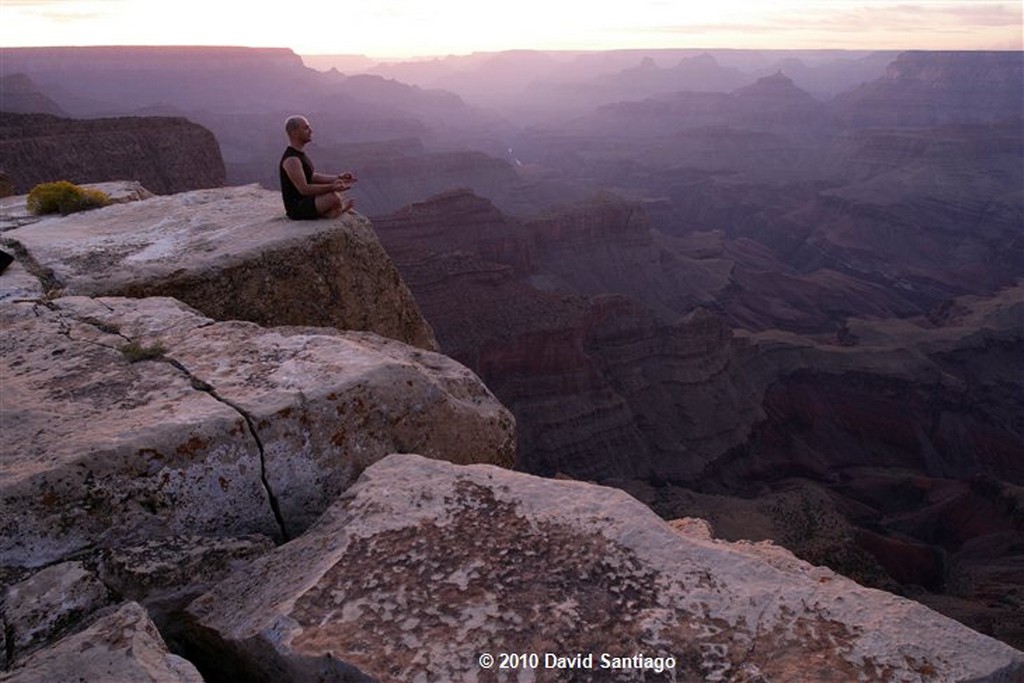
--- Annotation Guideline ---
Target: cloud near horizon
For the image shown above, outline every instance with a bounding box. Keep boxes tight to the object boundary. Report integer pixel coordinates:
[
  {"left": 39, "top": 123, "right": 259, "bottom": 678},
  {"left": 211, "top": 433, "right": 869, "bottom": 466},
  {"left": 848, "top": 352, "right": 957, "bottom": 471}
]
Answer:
[
  {"left": 642, "top": 2, "right": 1022, "bottom": 50},
  {"left": 0, "top": 0, "right": 1020, "bottom": 55}
]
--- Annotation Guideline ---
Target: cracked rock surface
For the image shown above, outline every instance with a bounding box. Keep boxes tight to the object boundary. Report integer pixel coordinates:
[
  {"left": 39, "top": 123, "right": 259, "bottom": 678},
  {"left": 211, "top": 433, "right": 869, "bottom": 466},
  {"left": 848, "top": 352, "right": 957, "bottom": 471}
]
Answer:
[{"left": 0, "top": 296, "right": 514, "bottom": 568}]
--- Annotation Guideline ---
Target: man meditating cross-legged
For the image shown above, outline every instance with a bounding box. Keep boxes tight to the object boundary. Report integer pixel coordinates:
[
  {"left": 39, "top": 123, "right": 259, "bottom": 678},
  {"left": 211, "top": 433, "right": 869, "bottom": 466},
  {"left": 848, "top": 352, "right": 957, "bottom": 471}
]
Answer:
[{"left": 279, "top": 115, "right": 357, "bottom": 220}]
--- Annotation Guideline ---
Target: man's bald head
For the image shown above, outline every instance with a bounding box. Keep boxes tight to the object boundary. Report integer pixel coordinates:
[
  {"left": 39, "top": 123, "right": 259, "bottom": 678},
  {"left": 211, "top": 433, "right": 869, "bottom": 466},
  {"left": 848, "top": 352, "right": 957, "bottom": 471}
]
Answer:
[{"left": 285, "top": 115, "right": 308, "bottom": 134}]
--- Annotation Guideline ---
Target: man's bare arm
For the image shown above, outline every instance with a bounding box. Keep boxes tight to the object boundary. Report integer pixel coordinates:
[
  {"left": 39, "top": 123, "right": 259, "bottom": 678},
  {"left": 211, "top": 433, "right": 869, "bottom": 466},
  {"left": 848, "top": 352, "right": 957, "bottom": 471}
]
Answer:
[
  {"left": 312, "top": 170, "right": 358, "bottom": 186},
  {"left": 283, "top": 158, "right": 347, "bottom": 196}
]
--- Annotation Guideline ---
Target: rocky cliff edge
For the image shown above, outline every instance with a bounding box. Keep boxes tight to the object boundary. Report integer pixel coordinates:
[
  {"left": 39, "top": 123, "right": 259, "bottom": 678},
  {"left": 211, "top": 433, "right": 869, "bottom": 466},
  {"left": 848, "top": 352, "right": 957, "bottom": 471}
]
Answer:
[
  {"left": 1, "top": 183, "right": 437, "bottom": 350},
  {"left": 0, "top": 184, "right": 514, "bottom": 677},
  {"left": 1, "top": 184, "right": 1021, "bottom": 681}
]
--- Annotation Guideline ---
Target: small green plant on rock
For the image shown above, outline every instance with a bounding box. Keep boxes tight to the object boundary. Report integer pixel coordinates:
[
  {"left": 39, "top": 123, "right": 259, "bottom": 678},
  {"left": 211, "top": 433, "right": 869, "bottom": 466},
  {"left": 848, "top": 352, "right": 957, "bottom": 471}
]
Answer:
[
  {"left": 120, "top": 340, "right": 167, "bottom": 363},
  {"left": 27, "top": 181, "right": 111, "bottom": 216}
]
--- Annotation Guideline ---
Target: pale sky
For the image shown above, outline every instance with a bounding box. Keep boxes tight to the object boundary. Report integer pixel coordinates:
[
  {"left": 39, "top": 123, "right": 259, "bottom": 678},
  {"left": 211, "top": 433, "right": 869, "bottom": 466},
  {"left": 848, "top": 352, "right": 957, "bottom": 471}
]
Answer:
[{"left": 1, "top": 0, "right": 1021, "bottom": 57}]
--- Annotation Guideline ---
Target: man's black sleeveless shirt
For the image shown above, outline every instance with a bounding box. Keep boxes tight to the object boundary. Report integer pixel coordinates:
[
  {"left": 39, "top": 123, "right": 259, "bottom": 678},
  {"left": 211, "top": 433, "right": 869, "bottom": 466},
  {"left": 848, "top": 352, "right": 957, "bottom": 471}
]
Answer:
[{"left": 280, "top": 146, "right": 314, "bottom": 217}]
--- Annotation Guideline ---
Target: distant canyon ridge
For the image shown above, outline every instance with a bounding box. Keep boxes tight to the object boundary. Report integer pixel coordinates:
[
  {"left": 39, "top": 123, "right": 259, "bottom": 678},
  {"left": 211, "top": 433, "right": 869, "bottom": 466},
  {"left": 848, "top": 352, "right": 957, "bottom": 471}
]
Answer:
[
  {"left": 1, "top": 45, "right": 1022, "bottom": 651},
  {"left": 0, "top": 111, "right": 225, "bottom": 195}
]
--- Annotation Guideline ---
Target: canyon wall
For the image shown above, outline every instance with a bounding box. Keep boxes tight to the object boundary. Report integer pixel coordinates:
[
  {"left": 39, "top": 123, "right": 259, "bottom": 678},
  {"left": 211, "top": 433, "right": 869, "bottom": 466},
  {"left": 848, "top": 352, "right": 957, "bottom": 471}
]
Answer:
[
  {"left": 0, "top": 113, "right": 225, "bottom": 195},
  {"left": 834, "top": 50, "right": 1024, "bottom": 128},
  {"left": 373, "top": 188, "right": 1024, "bottom": 649}
]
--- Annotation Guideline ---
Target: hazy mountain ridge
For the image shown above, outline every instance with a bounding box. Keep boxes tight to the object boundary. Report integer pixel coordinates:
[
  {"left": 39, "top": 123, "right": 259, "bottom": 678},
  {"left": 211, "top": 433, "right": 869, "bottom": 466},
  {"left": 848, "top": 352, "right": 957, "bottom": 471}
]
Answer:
[
  {"left": 835, "top": 50, "right": 1024, "bottom": 127},
  {"left": 357, "top": 48, "right": 900, "bottom": 120},
  {"left": 0, "top": 45, "right": 509, "bottom": 196},
  {"left": 0, "top": 74, "right": 66, "bottom": 117},
  {"left": 4, "top": 47, "right": 1017, "bottom": 222}
]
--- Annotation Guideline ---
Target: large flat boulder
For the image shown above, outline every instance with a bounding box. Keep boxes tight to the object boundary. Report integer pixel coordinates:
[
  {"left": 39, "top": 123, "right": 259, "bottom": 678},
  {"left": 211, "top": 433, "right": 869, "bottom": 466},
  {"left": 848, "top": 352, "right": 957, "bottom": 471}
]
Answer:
[
  {"left": 0, "top": 296, "right": 514, "bottom": 568},
  {"left": 185, "top": 453, "right": 1024, "bottom": 682},
  {"left": 1, "top": 184, "right": 437, "bottom": 350}
]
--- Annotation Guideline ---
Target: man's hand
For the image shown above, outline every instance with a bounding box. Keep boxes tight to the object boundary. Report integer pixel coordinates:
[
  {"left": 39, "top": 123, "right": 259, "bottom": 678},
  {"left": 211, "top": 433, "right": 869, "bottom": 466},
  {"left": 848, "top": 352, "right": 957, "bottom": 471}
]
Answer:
[{"left": 331, "top": 172, "right": 356, "bottom": 192}]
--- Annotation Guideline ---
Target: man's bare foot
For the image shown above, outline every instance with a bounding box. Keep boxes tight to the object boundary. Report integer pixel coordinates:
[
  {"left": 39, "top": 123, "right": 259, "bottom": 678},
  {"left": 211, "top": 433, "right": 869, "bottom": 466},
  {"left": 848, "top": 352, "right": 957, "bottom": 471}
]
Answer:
[{"left": 340, "top": 197, "right": 355, "bottom": 214}]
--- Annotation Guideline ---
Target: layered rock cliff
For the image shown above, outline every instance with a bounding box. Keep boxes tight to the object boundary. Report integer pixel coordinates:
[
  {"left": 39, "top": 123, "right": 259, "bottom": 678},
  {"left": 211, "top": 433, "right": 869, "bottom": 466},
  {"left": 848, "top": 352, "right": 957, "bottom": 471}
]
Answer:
[
  {"left": 834, "top": 51, "right": 1024, "bottom": 128},
  {"left": 0, "top": 112, "right": 225, "bottom": 195},
  {"left": 0, "top": 46, "right": 308, "bottom": 115},
  {"left": 372, "top": 188, "right": 1024, "bottom": 650}
]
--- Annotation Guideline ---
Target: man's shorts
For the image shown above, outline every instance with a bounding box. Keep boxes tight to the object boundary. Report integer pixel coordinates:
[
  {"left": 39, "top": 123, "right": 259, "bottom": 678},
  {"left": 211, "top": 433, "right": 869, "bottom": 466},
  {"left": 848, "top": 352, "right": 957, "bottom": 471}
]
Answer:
[{"left": 286, "top": 196, "right": 319, "bottom": 220}]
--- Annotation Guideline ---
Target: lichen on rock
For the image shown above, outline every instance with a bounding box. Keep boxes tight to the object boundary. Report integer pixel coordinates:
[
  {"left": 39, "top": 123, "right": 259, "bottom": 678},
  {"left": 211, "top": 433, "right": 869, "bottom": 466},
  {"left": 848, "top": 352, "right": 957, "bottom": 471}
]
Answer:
[{"left": 184, "top": 454, "right": 1024, "bottom": 682}]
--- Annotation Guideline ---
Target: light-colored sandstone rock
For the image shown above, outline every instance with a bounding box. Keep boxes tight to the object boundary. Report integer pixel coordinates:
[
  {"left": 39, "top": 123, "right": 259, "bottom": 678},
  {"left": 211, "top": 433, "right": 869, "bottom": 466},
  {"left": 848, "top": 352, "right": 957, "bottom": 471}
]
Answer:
[
  {"left": 186, "top": 453, "right": 1024, "bottom": 682},
  {"left": 0, "top": 296, "right": 514, "bottom": 567},
  {"left": 2, "top": 184, "right": 437, "bottom": 349},
  {"left": 0, "top": 298, "right": 280, "bottom": 566},
  {"left": 2, "top": 561, "right": 110, "bottom": 665},
  {"left": 0, "top": 258, "right": 42, "bottom": 304},
  {"left": 0, "top": 601, "right": 205, "bottom": 683}
]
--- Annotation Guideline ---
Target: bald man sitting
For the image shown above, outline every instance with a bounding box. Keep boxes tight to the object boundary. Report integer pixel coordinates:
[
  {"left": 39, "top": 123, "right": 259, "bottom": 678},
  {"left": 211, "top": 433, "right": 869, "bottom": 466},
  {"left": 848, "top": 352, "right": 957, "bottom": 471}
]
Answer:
[{"left": 279, "top": 115, "right": 357, "bottom": 220}]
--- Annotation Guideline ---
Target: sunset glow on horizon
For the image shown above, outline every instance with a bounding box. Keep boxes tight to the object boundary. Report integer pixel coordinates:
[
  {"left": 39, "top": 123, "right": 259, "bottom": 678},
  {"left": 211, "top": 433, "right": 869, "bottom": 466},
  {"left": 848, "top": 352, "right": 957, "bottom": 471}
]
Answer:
[{"left": 1, "top": 0, "right": 1021, "bottom": 58}]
